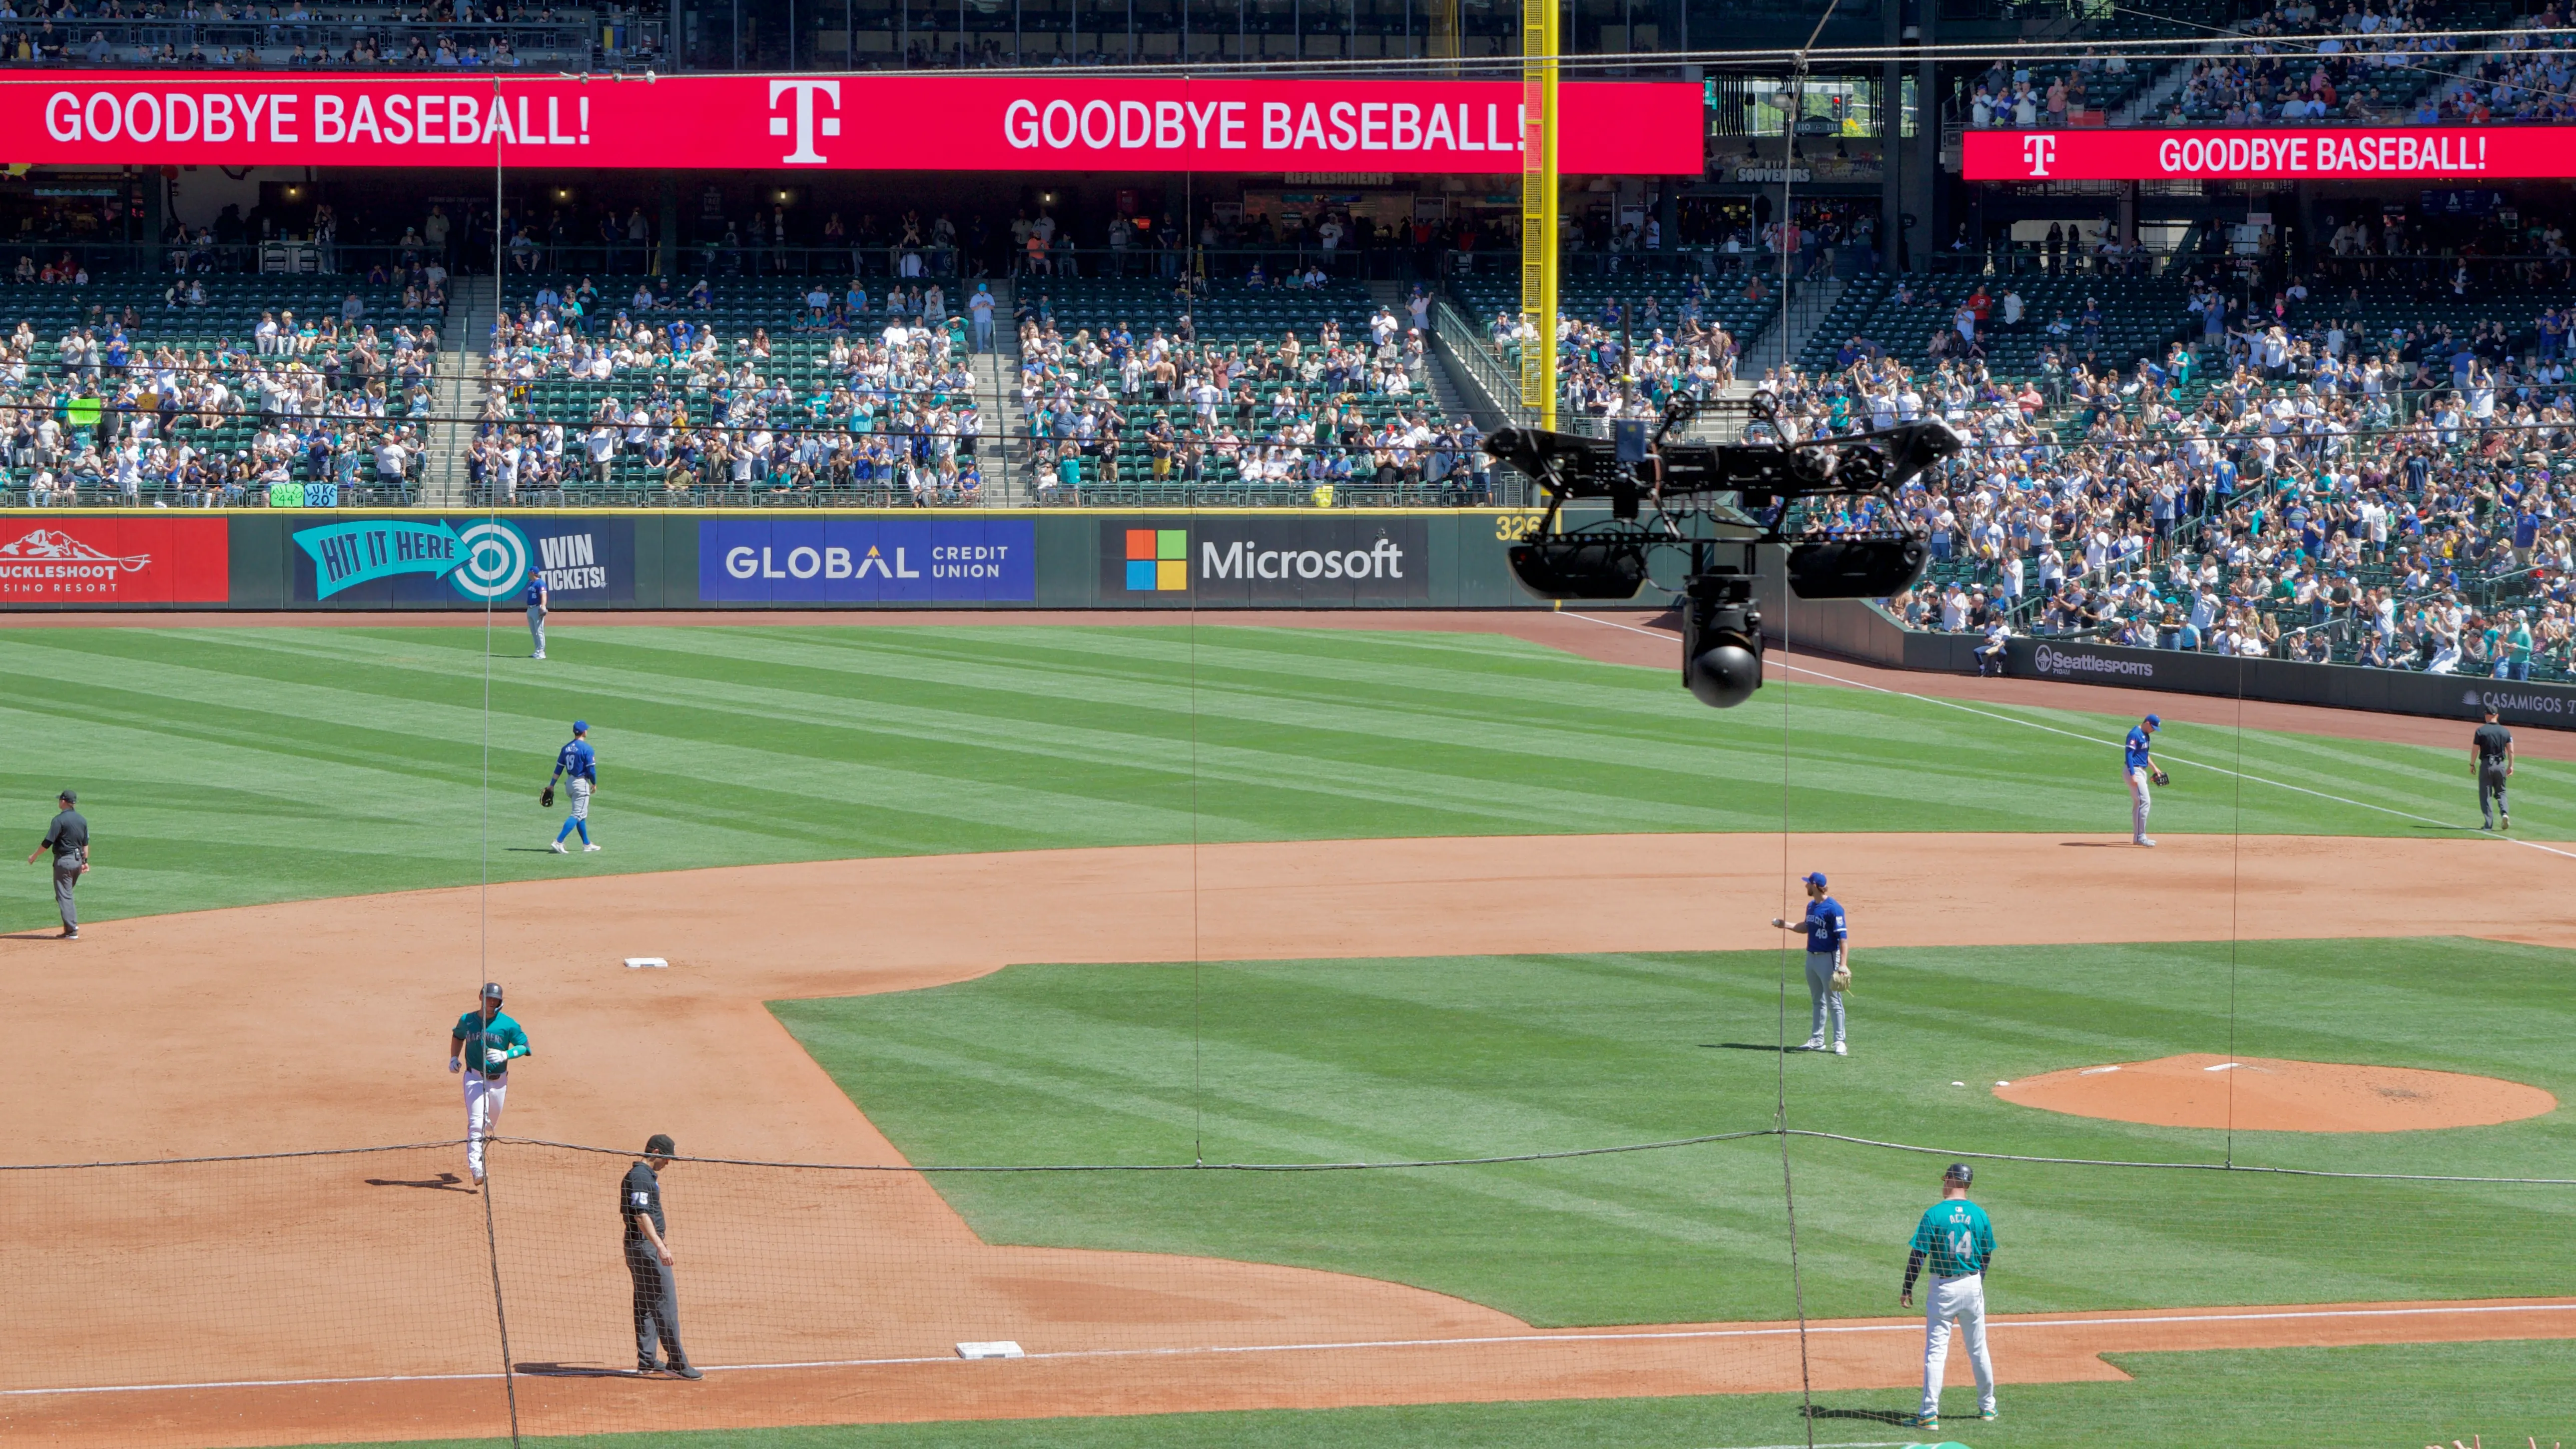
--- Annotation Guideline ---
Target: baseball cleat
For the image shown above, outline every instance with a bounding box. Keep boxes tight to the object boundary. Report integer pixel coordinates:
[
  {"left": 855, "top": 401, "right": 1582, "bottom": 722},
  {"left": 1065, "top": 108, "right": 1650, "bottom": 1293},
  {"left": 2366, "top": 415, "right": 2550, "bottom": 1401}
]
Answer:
[
  {"left": 671, "top": 1364, "right": 704, "bottom": 1381},
  {"left": 1832, "top": 1041, "right": 1848, "bottom": 1056},
  {"left": 584, "top": 842, "right": 602, "bottom": 852},
  {"left": 1797, "top": 1037, "right": 1827, "bottom": 1051},
  {"left": 1914, "top": 1414, "right": 1938, "bottom": 1431},
  {"left": 636, "top": 1361, "right": 660, "bottom": 1375},
  {"left": 2134, "top": 836, "right": 2156, "bottom": 847},
  {"left": 2502, "top": 813, "right": 2511, "bottom": 829},
  {"left": 59, "top": 927, "right": 77, "bottom": 939},
  {"left": 550, "top": 840, "right": 569, "bottom": 853},
  {"left": 1980, "top": 1408, "right": 1999, "bottom": 1421}
]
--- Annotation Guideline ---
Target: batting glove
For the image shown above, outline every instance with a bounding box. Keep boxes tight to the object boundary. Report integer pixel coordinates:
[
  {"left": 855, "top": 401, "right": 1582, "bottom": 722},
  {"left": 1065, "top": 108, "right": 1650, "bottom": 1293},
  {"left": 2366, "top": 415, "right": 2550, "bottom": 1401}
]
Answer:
[
  {"left": 485, "top": 1048, "right": 512, "bottom": 1067},
  {"left": 449, "top": 1058, "right": 462, "bottom": 1074}
]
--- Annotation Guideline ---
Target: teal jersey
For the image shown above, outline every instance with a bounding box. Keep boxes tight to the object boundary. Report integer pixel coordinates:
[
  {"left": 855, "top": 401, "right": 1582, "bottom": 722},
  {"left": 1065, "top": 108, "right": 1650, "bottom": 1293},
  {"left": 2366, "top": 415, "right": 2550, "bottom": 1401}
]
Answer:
[
  {"left": 1909, "top": 1198, "right": 1995, "bottom": 1278},
  {"left": 453, "top": 1009, "right": 530, "bottom": 1076}
]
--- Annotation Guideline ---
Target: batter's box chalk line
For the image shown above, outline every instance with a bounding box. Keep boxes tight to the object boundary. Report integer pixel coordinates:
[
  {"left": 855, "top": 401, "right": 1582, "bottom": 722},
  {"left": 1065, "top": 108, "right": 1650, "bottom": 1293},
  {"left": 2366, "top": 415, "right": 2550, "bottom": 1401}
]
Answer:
[{"left": 624, "top": 957, "right": 669, "bottom": 970}]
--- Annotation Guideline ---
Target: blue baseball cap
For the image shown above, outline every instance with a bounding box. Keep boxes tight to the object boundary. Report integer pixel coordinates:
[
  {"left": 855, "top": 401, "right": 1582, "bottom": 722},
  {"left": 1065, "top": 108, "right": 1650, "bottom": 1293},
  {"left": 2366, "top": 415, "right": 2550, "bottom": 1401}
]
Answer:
[
  {"left": 1802, "top": 871, "right": 1828, "bottom": 888},
  {"left": 573, "top": 720, "right": 589, "bottom": 733},
  {"left": 2143, "top": 714, "right": 2161, "bottom": 727}
]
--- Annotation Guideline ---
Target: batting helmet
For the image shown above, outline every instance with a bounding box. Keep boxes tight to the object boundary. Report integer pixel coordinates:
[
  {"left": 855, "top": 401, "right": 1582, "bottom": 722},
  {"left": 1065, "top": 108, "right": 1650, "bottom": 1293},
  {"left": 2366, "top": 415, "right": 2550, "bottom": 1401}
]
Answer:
[{"left": 1944, "top": 1162, "right": 1974, "bottom": 1186}]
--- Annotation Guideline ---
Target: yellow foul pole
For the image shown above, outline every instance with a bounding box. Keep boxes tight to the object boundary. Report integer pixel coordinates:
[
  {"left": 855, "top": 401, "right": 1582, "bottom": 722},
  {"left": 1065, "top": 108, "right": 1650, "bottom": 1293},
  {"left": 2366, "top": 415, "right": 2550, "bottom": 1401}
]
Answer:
[{"left": 1519, "top": 0, "right": 1558, "bottom": 430}]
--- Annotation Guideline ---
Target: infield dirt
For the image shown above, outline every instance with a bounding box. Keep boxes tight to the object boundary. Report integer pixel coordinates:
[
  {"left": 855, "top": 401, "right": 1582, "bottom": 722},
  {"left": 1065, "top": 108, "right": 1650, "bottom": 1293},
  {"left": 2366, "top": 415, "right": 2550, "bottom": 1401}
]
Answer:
[{"left": 5, "top": 831, "right": 2572, "bottom": 1447}]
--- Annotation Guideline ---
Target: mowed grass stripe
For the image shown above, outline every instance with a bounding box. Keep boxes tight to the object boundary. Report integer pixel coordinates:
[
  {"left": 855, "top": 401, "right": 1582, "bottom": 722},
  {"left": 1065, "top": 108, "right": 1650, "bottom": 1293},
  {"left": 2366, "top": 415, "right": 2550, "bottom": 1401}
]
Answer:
[
  {"left": 2, "top": 623, "right": 2568, "bottom": 931},
  {"left": 775, "top": 937, "right": 2576, "bottom": 1326}
]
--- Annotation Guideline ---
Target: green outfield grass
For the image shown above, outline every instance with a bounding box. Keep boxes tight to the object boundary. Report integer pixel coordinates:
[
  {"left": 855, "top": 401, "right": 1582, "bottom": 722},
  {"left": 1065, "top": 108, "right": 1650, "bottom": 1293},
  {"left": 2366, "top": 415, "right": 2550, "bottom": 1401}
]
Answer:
[
  {"left": 772, "top": 937, "right": 2576, "bottom": 1328},
  {"left": 0, "top": 623, "right": 2558, "bottom": 934},
  {"left": 270, "top": 1338, "right": 2576, "bottom": 1449}
]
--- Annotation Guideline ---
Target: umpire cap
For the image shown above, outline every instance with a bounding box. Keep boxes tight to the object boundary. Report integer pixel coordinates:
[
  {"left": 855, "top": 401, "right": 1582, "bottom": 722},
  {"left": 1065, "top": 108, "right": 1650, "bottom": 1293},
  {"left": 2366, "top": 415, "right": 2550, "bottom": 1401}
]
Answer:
[{"left": 1944, "top": 1162, "right": 1974, "bottom": 1186}]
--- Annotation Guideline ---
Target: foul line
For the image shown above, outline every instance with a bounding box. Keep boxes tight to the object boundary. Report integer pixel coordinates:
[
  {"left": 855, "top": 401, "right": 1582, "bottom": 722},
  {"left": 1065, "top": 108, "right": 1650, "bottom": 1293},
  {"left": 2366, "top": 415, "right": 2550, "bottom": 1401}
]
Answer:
[
  {"left": 1560, "top": 613, "right": 2576, "bottom": 865},
  {"left": 18, "top": 1301, "right": 2576, "bottom": 1399}
]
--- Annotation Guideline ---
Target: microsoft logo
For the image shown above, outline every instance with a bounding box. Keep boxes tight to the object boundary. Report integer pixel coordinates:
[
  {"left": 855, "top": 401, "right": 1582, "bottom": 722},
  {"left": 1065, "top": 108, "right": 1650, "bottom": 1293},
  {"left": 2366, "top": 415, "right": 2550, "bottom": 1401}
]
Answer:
[{"left": 1123, "top": 529, "right": 1189, "bottom": 591}]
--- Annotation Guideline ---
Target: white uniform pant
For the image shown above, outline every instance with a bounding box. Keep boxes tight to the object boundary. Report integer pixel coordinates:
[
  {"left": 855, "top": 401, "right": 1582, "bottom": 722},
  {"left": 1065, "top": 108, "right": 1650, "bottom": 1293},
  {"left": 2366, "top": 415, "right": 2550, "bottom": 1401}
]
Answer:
[
  {"left": 1804, "top": 950, "right": 1845, "bottom": 1044},
  {"left": 569, "top": 777, "right": 592, "bottom": 821},
  {"left": 1921, "top": 1271, "right": 1995, "bottom": 1419},
  {"left": 527, "top": 607, "right": 546, "bottom": 655},
  {"left": 2127, "top": 766, "right": 2153, "bottom": 839},
  {"left": 464, "top": 1070, "right": 508, "bottom": 1181}
]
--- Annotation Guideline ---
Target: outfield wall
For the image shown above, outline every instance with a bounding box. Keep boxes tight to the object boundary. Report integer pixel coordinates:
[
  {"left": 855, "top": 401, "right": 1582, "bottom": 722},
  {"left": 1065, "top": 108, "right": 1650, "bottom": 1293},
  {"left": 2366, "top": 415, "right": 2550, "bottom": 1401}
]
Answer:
[
  {"left": 0, "top": 509, "right": 1553, "bottom": 612},
  {"left": 2000, "top": 635, "right": 2576, "bottom": 729},
  {"left": 1764, "top": 576, "right": 2576, "bottom": 730}
]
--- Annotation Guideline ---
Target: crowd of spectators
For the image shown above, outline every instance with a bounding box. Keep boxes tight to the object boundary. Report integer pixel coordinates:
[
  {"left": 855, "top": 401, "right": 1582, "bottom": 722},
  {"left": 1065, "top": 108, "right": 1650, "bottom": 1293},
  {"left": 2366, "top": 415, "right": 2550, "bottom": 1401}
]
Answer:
[
  {"left": 0, "top": 310, "right": 439, "bottom": 504},
  {"left": 470, "top": 278, "right": 987, "bottom": 501},
  {"left": 1014, "top": 295, "right": 1490, "bottom": 502},
  {"left": 1964, "top": 50, "right": 2138, "bottom": 128},
  {"left": 1485, "top": 280, "right": 1750, "bottom": 422},
  {"left": 1771, "top": 269, "right": 2576, "bottom": 680}
]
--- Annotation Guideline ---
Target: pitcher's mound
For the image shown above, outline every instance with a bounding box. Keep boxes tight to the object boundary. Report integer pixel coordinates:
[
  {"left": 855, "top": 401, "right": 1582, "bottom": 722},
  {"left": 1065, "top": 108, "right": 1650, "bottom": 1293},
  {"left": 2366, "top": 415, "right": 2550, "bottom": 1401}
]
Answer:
[{"left": 1995, "top": 1054, "right": 2557, "bottom": 1132}]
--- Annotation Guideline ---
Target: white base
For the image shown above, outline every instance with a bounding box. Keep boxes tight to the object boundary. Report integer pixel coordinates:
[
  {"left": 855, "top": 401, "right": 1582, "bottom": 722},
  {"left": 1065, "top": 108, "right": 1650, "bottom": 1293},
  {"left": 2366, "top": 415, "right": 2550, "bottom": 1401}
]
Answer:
[
  {"left": 956, "top": 1341, "right": 1025, "bottom": 1360},
  {"left": 625, "top": 957, "right": 669, "bottom": 970}
]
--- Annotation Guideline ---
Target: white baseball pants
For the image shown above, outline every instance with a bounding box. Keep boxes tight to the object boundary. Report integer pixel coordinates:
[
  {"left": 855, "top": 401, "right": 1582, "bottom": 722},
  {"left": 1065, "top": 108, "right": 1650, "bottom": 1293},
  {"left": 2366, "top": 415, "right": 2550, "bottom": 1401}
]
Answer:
[
  {"left": 570, "top": 777, "right": 592, "bottom": 821},
  {"left": 464, "top": 1070, "right": 508, "bottom": 1182},
  {"left": 1921, "top": 1271, "right": 1995, "bottom": 1420},
  {"left": 2127, "top": 766, "right": 2152, "bottom": 840}
]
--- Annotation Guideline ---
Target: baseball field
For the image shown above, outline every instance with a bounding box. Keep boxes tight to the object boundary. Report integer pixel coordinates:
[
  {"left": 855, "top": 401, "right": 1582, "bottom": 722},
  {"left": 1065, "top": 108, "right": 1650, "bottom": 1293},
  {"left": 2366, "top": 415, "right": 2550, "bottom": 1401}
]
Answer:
[{"left": 3, "top": 611, "right": 2572, "bottom": 1449}]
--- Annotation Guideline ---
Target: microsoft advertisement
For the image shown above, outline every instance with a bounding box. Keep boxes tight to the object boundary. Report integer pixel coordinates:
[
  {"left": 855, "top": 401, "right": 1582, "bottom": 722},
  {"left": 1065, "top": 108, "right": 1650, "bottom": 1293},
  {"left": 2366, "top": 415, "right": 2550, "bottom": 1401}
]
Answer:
[{"left": 1100, "top": 517, "right": 1430, "bottom": 605}]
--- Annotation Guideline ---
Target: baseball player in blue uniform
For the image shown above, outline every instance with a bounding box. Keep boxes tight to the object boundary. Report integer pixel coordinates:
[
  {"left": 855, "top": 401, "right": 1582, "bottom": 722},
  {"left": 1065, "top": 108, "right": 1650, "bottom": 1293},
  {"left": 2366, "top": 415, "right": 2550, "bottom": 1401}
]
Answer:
[
  {"left": 1902, "top": 1162, "right": 1999, "bottom": 1430},
  {"left": 526, "top": 574, "right": 550, "bottom": 660},
  {"left": 448, "top": 981, "right": 531, "bottom": 1190},
  {"left": 547, "top": 721, "right": 601, "bottom": 853},
  {"left": 1769, "top": 870, "right": 1849, "bottom": 1054},
  {"left": 2123, "top": 713, "right": 2167, "bottom": 847}
]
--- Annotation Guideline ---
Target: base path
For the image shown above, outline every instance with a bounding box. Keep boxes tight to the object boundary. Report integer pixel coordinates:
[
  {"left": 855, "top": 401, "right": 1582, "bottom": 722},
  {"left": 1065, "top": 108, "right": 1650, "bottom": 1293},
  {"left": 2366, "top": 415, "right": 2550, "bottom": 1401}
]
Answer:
[{"left": 5, "top": 832, "right": 2573, "bottom": 1448}]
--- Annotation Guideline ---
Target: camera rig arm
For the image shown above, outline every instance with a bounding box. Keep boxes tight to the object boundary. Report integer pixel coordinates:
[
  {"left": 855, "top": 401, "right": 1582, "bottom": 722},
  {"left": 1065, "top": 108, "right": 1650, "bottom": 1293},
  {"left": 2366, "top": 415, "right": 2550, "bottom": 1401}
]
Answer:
[{"left": 1478, "top": 398, "right": 1965, "bottom": 709}]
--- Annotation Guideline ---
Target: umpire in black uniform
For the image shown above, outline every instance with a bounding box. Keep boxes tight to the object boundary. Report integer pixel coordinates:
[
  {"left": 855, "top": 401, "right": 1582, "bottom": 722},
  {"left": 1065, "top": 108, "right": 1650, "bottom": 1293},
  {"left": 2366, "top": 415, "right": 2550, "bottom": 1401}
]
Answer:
[
  {"left": 24, "top": 789, "right": 88, "bottom": 939},
  {"left": 2473, "top": 704, "right": 2516, "bottom": 831},
  {"left": 624, "top": 1134, "right": 702, "bottom": 1380}
]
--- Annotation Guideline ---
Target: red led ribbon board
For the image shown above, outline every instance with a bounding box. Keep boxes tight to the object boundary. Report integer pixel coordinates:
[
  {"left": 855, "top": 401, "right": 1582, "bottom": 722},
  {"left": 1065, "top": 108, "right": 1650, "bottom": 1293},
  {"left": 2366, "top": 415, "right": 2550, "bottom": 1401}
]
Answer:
[
  {"left": 1962, "top": 127, "right": 2560, "bottom": 182},
  {"left": 4, "top": 74, "right": 1703, "bottom": 174}
]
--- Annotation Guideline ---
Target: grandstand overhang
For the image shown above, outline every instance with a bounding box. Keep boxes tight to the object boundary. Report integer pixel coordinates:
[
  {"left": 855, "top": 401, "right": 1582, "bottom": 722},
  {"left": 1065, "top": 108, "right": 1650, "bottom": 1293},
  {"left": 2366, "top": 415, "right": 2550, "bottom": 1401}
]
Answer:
[
  {"left": 10, "top": 73, "right": 1703, "bottom": 176},
  {"left": 1962, "top": 126, "right": 2573, "bottom": 185}
]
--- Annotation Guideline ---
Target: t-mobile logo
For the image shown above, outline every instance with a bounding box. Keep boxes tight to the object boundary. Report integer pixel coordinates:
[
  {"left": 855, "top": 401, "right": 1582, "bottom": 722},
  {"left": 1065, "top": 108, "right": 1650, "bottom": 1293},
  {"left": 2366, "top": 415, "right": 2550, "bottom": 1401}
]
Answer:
[
  {"left": 768, "top": 79, "right": 843, "bottom": 164},
  {"left": 2021, "top": 133, "right": 2057, "bottom": 177}
]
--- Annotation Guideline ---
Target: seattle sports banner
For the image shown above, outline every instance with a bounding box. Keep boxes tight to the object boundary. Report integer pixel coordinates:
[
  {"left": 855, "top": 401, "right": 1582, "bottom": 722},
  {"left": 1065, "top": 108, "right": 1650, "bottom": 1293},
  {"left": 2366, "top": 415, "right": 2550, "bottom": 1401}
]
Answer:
[
  {"left": 1964, "top": 126, "right": 2559, "bottom": 182},
  {"left": 9, "top": 74, "right": 1702, "bottom": 174}
]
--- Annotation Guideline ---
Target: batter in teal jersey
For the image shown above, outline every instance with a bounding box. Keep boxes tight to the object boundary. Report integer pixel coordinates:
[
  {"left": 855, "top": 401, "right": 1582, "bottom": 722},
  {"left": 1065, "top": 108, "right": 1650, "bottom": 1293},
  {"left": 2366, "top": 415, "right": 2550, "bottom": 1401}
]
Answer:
[{"left": 1900, "top": 1162, "right": 1998, "bottom": 1430}]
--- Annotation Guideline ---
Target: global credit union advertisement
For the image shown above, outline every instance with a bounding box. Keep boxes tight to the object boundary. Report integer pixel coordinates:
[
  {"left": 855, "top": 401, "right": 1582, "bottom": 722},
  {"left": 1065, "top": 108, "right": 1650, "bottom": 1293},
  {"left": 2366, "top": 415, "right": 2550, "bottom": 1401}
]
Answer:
[
  {"left": 289, "top": 517, "right": 637, "bottom": 606},
  {"left": 698, "top": 518, "right": 1035, "bottom": 602}
]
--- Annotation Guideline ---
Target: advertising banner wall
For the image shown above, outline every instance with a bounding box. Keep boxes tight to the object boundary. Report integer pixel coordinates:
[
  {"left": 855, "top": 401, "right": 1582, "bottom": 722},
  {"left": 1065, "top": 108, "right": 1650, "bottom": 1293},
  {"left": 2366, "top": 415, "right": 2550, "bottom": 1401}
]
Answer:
[
  {"left": 699, "top": 518, "right": 1036, "bottom": 602},
  {"left": 6, "top": 74, "right": 1700, "bottom": 174},
  {"left": 2006, "top": 635, "right": 2576, "bottom": 727},
  {"left": 288, "top": 516, "right": 636, "bottom": 606},
  {"left": 1099, "top": 517, "right": 1430, "bottom": 605},
  {"left": 0, "top": 517, "right": 229, "bottom": 603},
  {"left": 1963, "top": 126, "right": 2557, "bottom": 182}
]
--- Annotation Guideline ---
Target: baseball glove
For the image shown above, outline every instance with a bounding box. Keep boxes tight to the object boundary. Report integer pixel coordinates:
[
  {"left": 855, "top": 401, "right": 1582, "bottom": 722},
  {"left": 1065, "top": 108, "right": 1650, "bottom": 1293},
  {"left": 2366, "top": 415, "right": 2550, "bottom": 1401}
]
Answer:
[
  {"left": 540, "top": 784, "right": 555, "bottom": 808},
  {"left": 1829, "top": 963, "right": 1852, "bottom": 994},
  {"left": 2151, "top": 768, "right": 2171, "bottom": 787}
]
